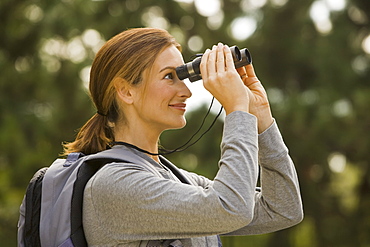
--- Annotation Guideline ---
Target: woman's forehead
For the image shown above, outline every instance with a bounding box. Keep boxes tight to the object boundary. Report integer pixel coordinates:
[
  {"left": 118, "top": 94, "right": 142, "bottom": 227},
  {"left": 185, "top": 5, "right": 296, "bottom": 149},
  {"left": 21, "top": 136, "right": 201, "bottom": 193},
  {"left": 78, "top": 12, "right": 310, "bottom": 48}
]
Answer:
[{"left": 152, "top": 45, "right": 184, "bottom": 71}]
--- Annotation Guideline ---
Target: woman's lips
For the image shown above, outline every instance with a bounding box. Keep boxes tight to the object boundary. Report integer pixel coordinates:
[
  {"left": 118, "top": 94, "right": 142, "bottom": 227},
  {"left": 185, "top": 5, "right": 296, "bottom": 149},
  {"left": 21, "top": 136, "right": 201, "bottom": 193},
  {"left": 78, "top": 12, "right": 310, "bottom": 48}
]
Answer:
[{"left": 169, "top": 103, "right": 187, "bottom": 111}]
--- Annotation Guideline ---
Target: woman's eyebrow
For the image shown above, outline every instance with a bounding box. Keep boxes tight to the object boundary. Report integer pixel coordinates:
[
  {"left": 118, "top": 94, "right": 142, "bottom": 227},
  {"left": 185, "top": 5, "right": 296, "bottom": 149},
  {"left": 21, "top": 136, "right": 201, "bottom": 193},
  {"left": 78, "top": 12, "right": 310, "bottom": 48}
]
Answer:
[{"left": 159, "top": 66, "right": 176, "bottom": 73}]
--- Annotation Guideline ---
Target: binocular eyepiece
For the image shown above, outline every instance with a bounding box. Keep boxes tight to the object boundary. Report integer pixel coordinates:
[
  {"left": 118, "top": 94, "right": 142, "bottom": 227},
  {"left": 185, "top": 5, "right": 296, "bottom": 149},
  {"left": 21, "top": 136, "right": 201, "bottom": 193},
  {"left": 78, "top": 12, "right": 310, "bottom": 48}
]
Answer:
[{"left": 175, "top": 45, "right": 252, "bottom": 82}]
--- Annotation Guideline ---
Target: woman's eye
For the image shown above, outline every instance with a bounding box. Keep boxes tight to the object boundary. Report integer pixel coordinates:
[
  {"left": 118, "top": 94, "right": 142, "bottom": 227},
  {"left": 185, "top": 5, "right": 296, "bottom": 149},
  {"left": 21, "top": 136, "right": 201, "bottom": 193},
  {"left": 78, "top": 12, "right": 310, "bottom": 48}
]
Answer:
[{"left": 164, "top": 73, "right": 174, "bottom": 80}]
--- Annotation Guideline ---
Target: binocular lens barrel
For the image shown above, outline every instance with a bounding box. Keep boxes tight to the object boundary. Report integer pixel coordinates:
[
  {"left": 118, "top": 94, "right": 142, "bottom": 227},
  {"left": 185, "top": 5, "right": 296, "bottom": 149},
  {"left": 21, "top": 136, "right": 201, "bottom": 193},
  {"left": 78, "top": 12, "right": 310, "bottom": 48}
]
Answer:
[{"left": 175, "top": 45, "right": 252, "bottom": 82}]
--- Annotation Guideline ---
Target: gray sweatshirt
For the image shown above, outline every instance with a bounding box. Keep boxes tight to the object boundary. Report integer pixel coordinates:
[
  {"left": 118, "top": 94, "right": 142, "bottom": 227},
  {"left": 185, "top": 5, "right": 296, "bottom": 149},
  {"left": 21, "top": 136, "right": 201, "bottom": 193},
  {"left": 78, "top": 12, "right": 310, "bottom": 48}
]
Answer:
[{"left": 83, "top": 111, "right": 303, "bottom": 247}]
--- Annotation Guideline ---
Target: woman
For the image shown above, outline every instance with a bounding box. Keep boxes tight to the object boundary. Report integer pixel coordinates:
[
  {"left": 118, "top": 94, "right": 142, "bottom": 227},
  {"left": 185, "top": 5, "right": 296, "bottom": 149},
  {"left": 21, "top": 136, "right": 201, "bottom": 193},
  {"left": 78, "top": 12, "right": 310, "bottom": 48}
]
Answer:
[{"left": 63, "top": 28, "right": 303, "bottom": 246}]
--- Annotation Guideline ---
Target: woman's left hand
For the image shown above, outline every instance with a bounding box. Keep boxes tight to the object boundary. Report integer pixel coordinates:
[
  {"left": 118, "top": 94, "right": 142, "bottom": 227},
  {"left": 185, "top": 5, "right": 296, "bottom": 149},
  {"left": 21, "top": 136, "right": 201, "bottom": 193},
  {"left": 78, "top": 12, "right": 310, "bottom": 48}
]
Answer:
[{"left": 236, "top": 64, "right": 274, "bottom": 133}]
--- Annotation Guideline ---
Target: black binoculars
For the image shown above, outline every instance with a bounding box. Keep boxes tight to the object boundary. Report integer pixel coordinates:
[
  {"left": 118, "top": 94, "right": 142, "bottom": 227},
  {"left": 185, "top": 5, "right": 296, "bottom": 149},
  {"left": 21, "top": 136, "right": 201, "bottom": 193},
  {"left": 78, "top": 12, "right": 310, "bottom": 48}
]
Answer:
[{"left": 175, "top": 45, "right": 252, "bottom": 82}]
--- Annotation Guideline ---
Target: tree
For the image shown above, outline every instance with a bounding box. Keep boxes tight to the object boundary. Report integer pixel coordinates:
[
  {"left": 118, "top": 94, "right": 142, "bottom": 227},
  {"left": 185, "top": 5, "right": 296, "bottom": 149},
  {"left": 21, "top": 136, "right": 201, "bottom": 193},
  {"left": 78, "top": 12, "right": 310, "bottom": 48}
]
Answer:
[{"left": 1, "top": 0, "right": 369, "bottom": 246}]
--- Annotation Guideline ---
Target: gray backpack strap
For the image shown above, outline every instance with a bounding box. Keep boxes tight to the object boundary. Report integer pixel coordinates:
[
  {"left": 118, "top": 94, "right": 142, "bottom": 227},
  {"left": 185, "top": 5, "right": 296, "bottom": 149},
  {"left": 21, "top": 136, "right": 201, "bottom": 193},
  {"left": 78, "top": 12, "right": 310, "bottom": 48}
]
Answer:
[
  {"left": 69, "top": 157, "right": 129, "bottom": 247},
  {"left": 64, "top": 152, "right": 84, "bottom": 167}
]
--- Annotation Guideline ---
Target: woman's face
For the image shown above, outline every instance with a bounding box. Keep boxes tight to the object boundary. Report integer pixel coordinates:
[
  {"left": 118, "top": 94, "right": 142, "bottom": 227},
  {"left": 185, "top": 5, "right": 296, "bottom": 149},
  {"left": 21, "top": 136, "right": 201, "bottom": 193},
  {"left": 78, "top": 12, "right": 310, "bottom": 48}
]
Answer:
[{"left": 131, "top": 45, "right": 192, "bottom": 133}]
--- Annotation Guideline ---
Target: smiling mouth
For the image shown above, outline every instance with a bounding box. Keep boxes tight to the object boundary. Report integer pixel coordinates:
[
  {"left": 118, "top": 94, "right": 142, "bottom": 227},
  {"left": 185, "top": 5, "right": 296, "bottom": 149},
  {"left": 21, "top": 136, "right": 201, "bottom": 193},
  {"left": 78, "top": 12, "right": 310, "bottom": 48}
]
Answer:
[{"left": 169, "top": 103, "right": 187, "bottom": 111}]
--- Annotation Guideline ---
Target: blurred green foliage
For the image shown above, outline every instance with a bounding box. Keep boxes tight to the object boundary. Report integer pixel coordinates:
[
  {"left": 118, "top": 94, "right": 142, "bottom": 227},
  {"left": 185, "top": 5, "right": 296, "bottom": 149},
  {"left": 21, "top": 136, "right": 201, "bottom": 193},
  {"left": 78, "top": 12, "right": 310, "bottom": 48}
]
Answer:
[{"left": 1, "top": 0, "right": 369, "bottom": 246}]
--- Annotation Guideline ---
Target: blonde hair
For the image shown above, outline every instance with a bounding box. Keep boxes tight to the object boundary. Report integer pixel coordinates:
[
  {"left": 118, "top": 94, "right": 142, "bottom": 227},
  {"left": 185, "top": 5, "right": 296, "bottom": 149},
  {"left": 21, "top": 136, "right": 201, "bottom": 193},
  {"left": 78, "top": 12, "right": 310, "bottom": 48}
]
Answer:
[{"left": 62, "top": 28, "right": 181, "bottom": 155}]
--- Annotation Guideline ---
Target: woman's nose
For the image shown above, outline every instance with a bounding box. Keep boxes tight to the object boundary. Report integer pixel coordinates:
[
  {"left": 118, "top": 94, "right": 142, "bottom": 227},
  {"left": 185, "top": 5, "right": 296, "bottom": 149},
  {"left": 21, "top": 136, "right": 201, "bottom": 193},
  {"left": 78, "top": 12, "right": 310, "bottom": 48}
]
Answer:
[{"left": 178, "top": 80, "right": 192, "bottom": 99}]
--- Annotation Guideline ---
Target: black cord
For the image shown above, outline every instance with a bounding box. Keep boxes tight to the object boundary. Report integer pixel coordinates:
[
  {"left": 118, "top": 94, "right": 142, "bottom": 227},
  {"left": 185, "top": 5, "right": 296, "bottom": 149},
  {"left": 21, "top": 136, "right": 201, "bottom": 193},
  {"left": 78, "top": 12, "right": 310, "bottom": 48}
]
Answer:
[
  {"left": 160, "top": 104, "right": 223, "bottom": 154},
  {"left": 110, "top": 141, "right": 160, "bottom": 156},
  {"left": 110, "top": 97, "right": 223, "bottom": 156},
  {"left": 160, "top": 97, "right": 215, "bottom": 153}
]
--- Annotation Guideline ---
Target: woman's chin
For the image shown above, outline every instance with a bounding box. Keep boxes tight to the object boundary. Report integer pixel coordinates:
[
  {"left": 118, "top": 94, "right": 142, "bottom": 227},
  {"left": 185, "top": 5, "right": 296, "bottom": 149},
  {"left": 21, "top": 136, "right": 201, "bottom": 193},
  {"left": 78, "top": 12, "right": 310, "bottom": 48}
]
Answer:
[{"left": 166, "top": 119, "right": 187, "bottom": 131}]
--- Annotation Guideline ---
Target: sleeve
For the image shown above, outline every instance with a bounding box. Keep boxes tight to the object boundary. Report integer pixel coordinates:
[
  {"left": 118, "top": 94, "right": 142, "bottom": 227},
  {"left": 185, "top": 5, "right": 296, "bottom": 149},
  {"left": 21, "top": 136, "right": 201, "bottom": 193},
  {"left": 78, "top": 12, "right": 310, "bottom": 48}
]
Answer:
[
  {"left": 225, "top": 120, "right": 304, "bottom": 236},
  {"left": 83, "top": 111, "right": 260, "bottom": 242}
]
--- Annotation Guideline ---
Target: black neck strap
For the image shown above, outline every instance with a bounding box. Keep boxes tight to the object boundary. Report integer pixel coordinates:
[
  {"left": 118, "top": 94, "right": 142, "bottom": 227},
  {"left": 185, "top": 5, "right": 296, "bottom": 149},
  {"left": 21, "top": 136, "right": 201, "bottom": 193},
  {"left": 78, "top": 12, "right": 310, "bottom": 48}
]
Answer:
[
  {"left": 109, "top": 141, "right": 191, "bottom": 184},
  {"left": 110, "top": 141, "right": 161, "bottom": 156}
]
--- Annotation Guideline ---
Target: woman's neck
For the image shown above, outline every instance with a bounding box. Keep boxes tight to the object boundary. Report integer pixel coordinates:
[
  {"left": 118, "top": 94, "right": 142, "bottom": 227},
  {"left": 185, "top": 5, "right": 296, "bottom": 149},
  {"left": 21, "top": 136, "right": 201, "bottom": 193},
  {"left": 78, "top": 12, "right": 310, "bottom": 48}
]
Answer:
[{"left": 113, "top": 123, "right": 161, "bottom": 162}]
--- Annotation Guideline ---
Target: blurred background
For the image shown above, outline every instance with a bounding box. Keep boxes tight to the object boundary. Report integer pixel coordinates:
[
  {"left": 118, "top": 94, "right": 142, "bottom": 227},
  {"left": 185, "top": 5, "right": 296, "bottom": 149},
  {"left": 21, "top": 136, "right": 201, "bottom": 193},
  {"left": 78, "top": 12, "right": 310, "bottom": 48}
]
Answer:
[{"left": 1, "top": 0, "right": 369, "bottom": 246}]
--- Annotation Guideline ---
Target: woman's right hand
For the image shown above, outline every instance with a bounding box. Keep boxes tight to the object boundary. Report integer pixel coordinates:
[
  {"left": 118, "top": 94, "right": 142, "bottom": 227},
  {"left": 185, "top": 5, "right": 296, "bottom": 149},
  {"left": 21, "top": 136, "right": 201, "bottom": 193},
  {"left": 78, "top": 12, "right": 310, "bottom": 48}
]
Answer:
[{"left": 200, "top": 43, "right": 250, "bottom": 115}]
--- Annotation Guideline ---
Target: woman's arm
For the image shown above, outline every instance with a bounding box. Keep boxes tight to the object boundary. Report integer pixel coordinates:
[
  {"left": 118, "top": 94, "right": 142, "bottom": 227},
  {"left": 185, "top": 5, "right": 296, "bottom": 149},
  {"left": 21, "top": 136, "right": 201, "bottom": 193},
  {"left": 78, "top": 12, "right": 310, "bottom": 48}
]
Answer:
[
  {"left": 226, "top": 120, "right": 304, "bottom": 235},
  {"left": 83, "top": 111, "right": 260, "bottom": 242}
]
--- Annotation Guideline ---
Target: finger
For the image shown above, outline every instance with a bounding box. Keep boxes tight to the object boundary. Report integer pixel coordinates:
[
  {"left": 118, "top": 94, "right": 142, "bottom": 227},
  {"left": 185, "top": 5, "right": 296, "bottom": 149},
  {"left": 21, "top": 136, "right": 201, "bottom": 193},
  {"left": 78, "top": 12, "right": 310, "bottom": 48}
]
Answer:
[
  {"left": 216, "top": 43, "right": 225, "bottom": 73},
  {"left": 224, "top": 45, "right": 236, "bottom": 72},
  {"left": 245, "top": 64, "right": 257, "bottom": 77},
  {"left": 207, "top": 45, "right": 217, "bottom": 76},
  {"left": 236, "top": 66, "right": 247, "bottom": 78},
  {"left": 200, "top": 48, "right": 211, "bottom": 80}
]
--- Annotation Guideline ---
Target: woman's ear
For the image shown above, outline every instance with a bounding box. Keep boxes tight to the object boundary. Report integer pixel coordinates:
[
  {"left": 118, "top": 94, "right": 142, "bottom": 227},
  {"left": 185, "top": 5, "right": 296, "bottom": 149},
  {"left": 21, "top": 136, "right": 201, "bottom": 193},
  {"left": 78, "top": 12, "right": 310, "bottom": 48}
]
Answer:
[{"left": 113, "top": 77, "right": 134, "bottom": 104}]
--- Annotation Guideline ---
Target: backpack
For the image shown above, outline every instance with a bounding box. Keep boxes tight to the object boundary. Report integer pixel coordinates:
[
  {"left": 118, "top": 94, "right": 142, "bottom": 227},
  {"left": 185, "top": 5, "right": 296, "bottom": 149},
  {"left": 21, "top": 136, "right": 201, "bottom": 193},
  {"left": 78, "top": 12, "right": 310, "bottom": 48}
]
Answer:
[
  {"left": 17, "top": 149, "right": 191, "bottom": 247},
  {"left": 17, "top": 152, "right": 130, "bottom": 247}
]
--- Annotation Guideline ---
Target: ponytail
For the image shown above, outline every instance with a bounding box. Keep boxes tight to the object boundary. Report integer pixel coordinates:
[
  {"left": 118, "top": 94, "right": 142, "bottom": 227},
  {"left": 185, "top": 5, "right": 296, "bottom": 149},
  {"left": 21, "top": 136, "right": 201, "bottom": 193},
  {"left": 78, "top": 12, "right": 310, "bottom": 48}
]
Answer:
[{"left": 62, "top": 113, "right": 114, "bottom": 156}]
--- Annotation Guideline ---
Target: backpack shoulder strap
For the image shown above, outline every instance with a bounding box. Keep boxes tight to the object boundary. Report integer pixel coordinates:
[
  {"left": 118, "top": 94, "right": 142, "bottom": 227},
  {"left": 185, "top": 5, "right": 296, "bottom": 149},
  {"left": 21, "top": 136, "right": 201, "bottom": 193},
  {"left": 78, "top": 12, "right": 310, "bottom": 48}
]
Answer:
[
  {"left": 69, "top": 157, "right": 128, "bottom": 247},
  {"left": 159, "top": 156, "right": 191, "bottom": 185}
]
